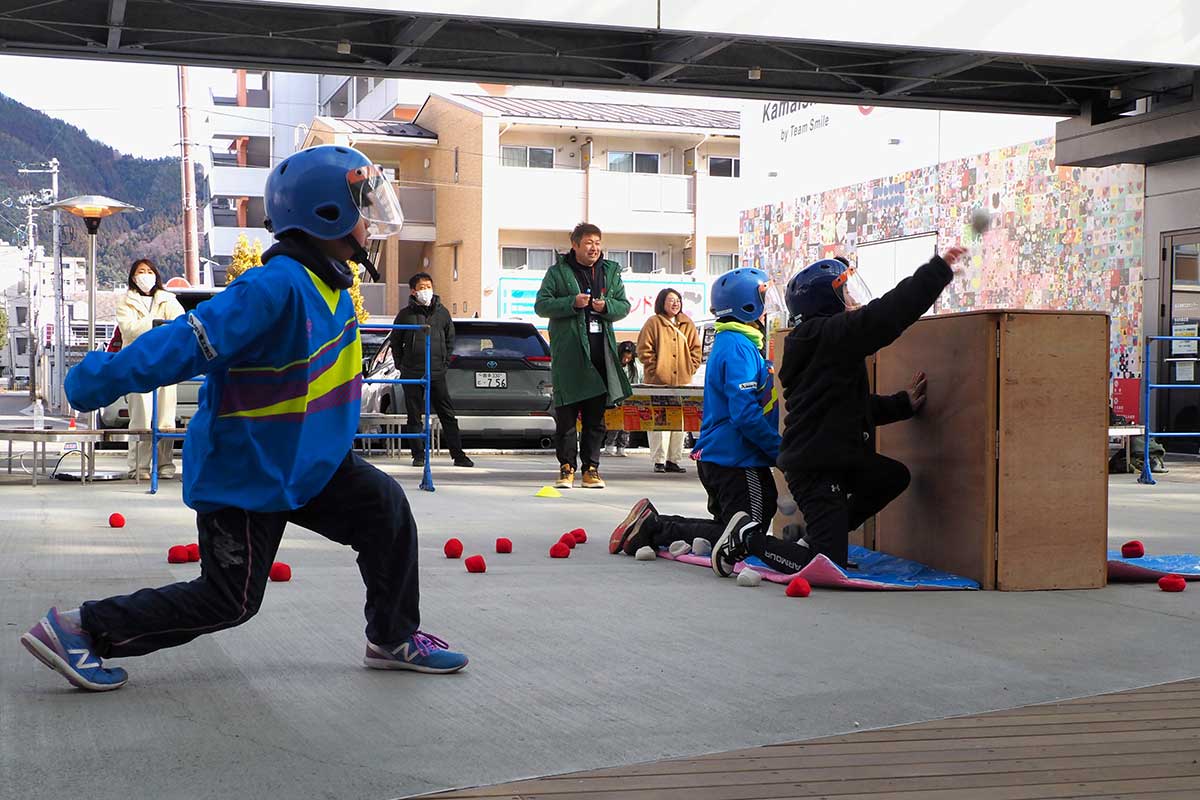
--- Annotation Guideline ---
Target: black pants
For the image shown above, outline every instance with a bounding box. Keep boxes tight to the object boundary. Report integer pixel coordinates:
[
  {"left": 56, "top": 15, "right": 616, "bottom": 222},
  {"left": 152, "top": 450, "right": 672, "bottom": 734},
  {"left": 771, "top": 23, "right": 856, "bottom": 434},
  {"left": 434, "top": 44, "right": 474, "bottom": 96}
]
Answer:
[
  {"left": 555, "top": 393, "right": 607, "bottom": 471},
  {"left": 80, "top": 451, "right": 421, "bottom": 658},
  {"left": 403, "top": 375, "right": 465, "bottom": 459},
  {"left": 648, "top": 461, "right": 813, "bottom": 575},
  {"left": 785, "top": 453, "right": 911, "bottom": 568}
]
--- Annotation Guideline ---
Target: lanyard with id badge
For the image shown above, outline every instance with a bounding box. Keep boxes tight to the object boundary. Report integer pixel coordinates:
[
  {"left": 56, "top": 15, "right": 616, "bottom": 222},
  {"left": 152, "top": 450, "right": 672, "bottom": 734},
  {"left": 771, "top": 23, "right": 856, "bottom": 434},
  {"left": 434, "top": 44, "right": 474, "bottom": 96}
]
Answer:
[{"left": 585, "top": 287, "right": 604, "bottom": 333}]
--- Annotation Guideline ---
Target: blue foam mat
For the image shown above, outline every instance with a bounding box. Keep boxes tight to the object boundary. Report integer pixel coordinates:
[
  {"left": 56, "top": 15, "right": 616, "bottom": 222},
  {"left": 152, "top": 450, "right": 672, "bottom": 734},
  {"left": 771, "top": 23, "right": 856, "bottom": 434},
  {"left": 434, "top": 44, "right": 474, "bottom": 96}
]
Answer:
[
  {"left": 1107, "top": 551, "right": 1200, "bottom": 579},
  {"left": 743, "top": 545, "right": 980, "bottom": 590}
]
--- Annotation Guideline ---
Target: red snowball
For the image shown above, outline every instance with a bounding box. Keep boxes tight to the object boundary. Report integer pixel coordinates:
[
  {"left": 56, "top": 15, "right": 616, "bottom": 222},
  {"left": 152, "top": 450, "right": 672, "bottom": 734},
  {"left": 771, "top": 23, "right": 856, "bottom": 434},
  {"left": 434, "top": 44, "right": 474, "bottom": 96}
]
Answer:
[
  {"left": 108, "top": 513, "right": 126, "bottom": 528},
  {"left": 558, "top": 533, "right": 577, "bottom": 550},
  {"left": 496, "top": 537, "right": 513, "bottom": 554},
  {"left": 570, "top": 528, "right": 587, "bottom": 544},
  {"left": 185, "top": 543, "right": 201, "bottom": 563},
  {"left": 465, "top": 554, "right": 487, "bottom": 573},
  {"left": 1158, "top": 574, "right": 1187, "bottom": 593},
  {"left": 1121, "top": 540, "right": 1145, "bottom": 559},
  {"left": 786, "top": 576, "right": 812, "bottom": 598},
  {"left": 443, "top": 538, "right": 464, "bottom": 559},
  {"left": 269, "top": 562, "right": 292, "bottom": 582},
  {"left": 549, "top": 542, "right": 570, "bottom": 559},
  {"left": 166, "top": 545, "right": 189, "bottom": 564}
]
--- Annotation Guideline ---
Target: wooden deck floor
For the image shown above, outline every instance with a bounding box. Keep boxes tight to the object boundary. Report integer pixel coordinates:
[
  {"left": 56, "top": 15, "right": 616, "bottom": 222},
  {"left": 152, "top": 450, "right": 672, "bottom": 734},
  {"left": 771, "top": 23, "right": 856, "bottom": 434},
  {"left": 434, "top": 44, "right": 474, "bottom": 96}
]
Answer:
[{"left": 429, "top": 678, "right": 1200, "bottom": 800}]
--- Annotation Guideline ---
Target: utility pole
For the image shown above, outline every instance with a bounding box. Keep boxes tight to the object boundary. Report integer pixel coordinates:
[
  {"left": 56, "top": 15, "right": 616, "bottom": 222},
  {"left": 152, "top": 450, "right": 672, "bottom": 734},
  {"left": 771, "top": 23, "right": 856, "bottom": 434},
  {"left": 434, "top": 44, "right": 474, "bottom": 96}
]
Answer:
[
  {"left": 20, "top": 195, "right": 38, "bottom": 404},
  {"left": 178, "top": 66, "right": 200, "bottom": 285},
  {"left": 19, "top": 159, "right": 64, "bottom": 412}
]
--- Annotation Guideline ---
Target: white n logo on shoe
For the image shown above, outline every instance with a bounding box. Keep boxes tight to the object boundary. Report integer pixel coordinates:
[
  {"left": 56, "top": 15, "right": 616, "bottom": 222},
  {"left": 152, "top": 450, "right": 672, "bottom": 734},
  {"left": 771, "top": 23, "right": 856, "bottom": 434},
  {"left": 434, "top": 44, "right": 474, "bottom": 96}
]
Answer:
[
  {"left": 68, "top": 648, "right": 99, "bottom": 670},
  {"left": 390, "top": 643, "right": 418, "bottom": 663}
]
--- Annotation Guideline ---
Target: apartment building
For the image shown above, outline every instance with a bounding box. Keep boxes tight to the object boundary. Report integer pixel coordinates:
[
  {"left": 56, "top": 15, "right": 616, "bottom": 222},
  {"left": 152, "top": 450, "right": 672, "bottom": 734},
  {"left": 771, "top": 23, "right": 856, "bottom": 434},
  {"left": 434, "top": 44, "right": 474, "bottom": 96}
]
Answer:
[
  {"left": 203, "top": 69, "right": 318, "bottom": 271},
  {"left": 304, "top": 91, "right": 744, "bottom": 329},
  {"left": 0, "top": 241, "right": 91, "bottom": 386}
]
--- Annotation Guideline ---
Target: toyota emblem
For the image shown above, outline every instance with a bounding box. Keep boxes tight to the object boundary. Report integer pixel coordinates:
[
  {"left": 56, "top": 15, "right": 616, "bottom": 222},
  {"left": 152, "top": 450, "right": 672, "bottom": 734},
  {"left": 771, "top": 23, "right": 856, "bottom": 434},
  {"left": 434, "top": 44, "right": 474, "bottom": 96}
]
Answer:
[{"left": 486, "top": 360, "right": 498, "bottom": 369}]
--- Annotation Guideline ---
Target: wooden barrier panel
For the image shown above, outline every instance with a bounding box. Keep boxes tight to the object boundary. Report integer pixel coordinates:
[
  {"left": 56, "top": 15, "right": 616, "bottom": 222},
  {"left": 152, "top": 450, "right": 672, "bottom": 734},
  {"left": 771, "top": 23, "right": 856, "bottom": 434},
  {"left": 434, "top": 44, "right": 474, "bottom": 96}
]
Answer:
[
  {"left": 875, "top": 310, "right": 1108, "bottom": 591},
  {"left": 995, "top": 313, "right": 1109, "bottom": 590},
  {"left": 874, "top": 313, "right": 998, "bottom": 587}
]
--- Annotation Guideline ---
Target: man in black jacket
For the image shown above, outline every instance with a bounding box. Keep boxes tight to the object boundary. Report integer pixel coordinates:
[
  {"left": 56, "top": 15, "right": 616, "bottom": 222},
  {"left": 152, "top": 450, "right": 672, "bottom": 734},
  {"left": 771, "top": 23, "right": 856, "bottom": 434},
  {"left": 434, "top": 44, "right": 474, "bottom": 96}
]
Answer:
[
  {"left": 390, "top": 273, "right": 473, "bottom": 468},
  {"left": 778, "top": 246, "right": 966, "bottom": 567}
]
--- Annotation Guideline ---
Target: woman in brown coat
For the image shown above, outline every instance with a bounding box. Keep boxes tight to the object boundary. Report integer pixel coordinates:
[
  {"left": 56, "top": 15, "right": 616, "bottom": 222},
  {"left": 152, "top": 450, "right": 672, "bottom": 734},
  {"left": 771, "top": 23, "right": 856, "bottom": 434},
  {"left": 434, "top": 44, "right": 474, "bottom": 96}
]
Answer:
[{"left": 637, "top": 288, "right": 702, "bottom": 473}]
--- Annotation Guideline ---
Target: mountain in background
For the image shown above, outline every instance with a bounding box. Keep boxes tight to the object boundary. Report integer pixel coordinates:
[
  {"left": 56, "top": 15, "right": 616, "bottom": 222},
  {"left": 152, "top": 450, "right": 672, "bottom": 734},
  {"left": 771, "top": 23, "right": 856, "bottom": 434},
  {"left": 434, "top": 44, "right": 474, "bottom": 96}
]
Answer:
[{"left": 0, "top": 92, "right": 202, "bottom": 289}]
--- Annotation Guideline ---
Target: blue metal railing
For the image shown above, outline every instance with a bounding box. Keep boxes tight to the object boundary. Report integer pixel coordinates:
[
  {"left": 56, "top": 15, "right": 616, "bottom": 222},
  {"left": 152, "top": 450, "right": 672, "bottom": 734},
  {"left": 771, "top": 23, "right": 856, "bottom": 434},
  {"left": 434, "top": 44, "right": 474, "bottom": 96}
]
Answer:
[
  {"left": 1138, "top": 335, "right": 1200, "bottom": 485},
  {"left": 150, "top": 322, "right": 435, "bottom": 494}
]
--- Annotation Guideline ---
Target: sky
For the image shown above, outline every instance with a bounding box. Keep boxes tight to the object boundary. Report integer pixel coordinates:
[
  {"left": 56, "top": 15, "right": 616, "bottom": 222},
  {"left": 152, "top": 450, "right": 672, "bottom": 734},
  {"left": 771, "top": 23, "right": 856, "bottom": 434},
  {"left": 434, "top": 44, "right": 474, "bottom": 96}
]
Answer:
[
  {"left": 0, "top": 56, "right": 229, "bottom": 160},
  {"left": 0, "top": 55, "right": 747, "bottom": 163}
]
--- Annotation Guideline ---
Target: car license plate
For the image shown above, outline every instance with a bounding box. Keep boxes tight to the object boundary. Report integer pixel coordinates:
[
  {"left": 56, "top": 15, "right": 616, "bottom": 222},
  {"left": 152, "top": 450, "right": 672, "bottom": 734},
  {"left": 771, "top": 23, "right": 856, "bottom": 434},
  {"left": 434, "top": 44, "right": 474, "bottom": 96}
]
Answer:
[{"left": 475, "top": 371, "right": 507, "bottom": 388}]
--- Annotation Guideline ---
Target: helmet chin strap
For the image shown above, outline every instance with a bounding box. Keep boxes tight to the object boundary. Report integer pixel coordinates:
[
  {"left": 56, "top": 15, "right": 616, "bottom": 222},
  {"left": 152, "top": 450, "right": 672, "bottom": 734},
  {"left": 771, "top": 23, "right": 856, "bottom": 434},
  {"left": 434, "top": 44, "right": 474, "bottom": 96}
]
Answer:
[{"left": 344, "top": 234, "right": 380, "bottom": 281}]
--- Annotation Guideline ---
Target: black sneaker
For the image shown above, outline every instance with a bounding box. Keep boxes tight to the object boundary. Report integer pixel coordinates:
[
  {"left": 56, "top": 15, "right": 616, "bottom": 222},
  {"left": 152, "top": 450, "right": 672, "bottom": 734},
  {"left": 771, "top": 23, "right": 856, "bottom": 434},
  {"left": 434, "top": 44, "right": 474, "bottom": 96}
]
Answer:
[
  {"left": 412, "top": 455, "right": 425, "bottom": 467},
  {"left": 711, "top": 512, "right": 753, "bottom": 578},
  {"left": 654, "top": 463, "right": 666, "bottom": 473},
  {"left": 453, "top": 455, "right": 475, "bottom": 468},
  {"left": 664, "top": 461, "right": 687, "bottom": 474}
]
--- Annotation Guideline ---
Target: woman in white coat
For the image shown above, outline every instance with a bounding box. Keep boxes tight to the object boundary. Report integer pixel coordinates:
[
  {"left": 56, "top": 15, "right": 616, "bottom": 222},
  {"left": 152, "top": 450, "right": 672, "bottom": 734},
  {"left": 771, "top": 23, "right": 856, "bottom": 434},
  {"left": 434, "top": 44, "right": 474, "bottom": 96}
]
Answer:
[{"left": 115, "top": 259, "right": 185, "bottom": 480}]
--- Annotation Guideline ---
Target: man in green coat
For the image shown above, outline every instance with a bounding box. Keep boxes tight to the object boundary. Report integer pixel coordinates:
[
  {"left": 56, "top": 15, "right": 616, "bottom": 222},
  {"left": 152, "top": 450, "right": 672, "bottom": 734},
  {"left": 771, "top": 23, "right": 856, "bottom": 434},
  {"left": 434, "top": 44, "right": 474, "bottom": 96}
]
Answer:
[{"left": 535, "top": 222, "right": 633, "bottom": 489}]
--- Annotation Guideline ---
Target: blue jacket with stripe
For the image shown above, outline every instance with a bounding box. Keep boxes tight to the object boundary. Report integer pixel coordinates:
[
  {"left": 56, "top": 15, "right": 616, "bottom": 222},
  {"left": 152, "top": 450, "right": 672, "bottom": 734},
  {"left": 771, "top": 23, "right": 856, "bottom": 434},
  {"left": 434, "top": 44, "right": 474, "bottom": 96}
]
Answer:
[
  {"left": 692, "top": 324, "right": 781, "bottom": 469},
  {"left": 65, "top": 255, "right": 362, "bottom": 513}
]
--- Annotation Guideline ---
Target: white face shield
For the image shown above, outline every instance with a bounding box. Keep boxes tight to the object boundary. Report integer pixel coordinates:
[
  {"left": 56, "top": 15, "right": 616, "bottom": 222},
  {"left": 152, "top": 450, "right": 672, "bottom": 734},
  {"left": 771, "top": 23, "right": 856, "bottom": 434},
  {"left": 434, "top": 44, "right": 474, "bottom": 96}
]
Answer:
[
  {"left": 346, "top": 164, "right": 405, "bottom": 239},
  {"left": 833, "top": 266, "right": 874, "bottom": 310}
]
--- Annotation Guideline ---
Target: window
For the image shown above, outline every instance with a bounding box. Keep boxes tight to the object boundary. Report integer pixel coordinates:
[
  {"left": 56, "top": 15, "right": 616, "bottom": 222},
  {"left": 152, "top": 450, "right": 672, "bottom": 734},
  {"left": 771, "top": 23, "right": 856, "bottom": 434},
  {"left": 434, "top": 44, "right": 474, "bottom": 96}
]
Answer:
[
  {"left": 708, "top": 253, "right": 738, "bottom": 274},
  {"left": 452, "top": 323, "right": 550, "bottom": 359},
  {"left": 608, "top": 151, "right": 660, "bottom": 174},
  {"left": 501, "top": 145, "right": 555, "bottom": 169},
  {"left": 709, "top": 156, "right": 741, "bottom": 177},
  {"left": 16, "top": 307, "right": 27, "bottom": 325},
  {"left": 528, "top": 147, "right": 554, "bottom": 169},
  {"left": 634, "top": 153, "right": 660, "bottom": 174},
  {"left": 16, "top": 338, "right": 28, "bottom": 356},
  {"left": 607, "top": 249, "right": 628, "bottom": 268},
  {"left": 607, "top": 151, "right": 633, "bottom": 173},
  {"left": 354, "top": 76, "right": 370, "bottom": 109},
  {"left": 628, "top": 251, "right": 657, "bottom": 273},
  {"left": 501, "top": 247, "right": 556, "bottom": 270},
  {"left": 1174, "top": 243, "right": 1199, "bottom": 286}
]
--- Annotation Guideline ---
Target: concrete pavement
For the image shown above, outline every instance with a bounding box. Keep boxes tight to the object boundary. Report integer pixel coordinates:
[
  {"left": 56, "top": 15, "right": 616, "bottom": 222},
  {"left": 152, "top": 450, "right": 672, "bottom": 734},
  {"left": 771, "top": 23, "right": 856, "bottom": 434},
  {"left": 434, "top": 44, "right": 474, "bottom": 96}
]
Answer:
[{"left": 2, "top": 452, "right": 1198, "bottom": 800}]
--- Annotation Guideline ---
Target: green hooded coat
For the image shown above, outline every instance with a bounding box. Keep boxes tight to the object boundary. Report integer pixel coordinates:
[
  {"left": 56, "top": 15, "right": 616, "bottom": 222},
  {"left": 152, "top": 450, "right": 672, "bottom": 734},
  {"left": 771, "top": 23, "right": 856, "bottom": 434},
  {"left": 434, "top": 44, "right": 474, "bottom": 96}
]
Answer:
[{"left": 534, "top": 255, "right": 633, "bottom": 407}]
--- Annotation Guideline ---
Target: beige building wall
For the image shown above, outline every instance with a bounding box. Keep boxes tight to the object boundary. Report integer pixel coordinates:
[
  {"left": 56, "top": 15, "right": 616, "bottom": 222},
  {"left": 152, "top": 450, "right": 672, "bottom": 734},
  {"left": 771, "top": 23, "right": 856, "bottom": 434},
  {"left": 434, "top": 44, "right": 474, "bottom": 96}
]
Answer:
[
  {"left": 498, "top": 128, "right": 736, "bottom": 175},
  {"left": 415, "top": 96, "right": 486, "bottom": 318},
  {"left": 497, "top": 230, "right": 692, "bottom": 273}
]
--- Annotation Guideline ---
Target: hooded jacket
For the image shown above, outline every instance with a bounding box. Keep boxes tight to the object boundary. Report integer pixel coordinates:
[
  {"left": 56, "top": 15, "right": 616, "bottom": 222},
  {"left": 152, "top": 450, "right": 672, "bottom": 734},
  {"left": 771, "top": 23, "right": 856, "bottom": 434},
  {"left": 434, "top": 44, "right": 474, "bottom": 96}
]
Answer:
[
  {"left": 390, "top": 294, "right": 454, "bottom": 378},
  {"left": 66, "top": 238, "right": 362, "bottom": 513},
  {"left": 777, "top": 255, "right": 953, "bottom": 473},
  {"left": 692, "top": 322, "right": 781, "bottom": 468}
]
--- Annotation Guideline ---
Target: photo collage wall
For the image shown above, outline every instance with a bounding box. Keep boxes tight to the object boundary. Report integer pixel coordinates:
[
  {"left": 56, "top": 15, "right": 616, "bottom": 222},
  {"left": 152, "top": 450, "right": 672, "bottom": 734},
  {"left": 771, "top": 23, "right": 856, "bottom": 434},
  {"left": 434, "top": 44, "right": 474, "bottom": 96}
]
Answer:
[{"left": 740, "top": 137, "right": 1145, "bottom": 381}]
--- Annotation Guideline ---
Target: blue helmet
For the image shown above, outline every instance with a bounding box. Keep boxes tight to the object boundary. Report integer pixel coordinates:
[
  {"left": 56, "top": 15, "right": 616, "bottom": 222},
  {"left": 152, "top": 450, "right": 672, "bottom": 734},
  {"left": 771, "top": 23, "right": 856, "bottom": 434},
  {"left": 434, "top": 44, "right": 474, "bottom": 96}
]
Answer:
[
  {"left": 264, "top": 145, "right": 405, "bottom": 241},
  {"left": 786, "top": 258, "right": 849, "bottom": 321},
  {"left": 711, "top": 267, "right": 768, "bottom": 323}
]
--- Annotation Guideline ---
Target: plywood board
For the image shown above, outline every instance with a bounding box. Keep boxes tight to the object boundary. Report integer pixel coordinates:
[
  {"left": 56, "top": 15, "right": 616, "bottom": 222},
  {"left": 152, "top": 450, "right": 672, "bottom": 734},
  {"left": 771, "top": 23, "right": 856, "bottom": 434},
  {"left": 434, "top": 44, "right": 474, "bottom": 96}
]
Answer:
[
  {"left": 876, "top": 314, "right": 998, "bottom": 588},
  {"left": 997, "top": 313, "right": 1109, "bottom": 590}
]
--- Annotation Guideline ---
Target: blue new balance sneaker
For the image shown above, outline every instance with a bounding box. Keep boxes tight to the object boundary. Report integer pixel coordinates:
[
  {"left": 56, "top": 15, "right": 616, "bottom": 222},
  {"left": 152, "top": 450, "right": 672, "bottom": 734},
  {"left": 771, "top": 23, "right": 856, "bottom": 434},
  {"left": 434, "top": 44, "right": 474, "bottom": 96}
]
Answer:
[
  {"left": 21, "top": 607, "right": 128, "bottom": 691},
  {"left": 364, "top": 631, "right": 468, "bottom": 674}
]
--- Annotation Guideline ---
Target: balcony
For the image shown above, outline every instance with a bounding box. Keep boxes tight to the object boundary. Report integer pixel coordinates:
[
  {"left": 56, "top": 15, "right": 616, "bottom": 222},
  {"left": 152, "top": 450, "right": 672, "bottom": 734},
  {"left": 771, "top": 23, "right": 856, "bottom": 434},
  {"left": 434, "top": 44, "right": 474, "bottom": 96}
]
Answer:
[
  {"left": 494, "top": 167, "right": 586, "bottom": 232},
  {"left": 209, "top": 226, "right": 270, "bottom": 257},
  {"left": 589, "top": 171, "right": 694, "bottom": 236},
  {"left": 210, "top": 165, "right": 270, "bottom": 197},
  {"left": 208, "top": 105, "right": 271, "bottom": 138},
  {"left": 396, "top": 185, "right": 435, "bottom": 241}
]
